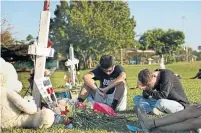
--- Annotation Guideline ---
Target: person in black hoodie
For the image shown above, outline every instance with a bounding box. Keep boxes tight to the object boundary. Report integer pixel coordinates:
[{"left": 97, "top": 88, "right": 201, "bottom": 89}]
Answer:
[{"left": 134, "top": 69, "right": 189, "bottom": 115}]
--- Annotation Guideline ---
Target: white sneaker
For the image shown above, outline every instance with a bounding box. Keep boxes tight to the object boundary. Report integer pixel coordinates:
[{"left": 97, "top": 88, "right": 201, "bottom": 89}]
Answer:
[{"left": 152, "top": 108, "right": 165, "bottom": 115}]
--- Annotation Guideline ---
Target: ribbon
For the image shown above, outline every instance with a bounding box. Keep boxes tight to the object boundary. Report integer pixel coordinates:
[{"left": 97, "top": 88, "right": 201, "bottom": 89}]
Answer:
[{"left": 46, "top": 87, "right": 54, "bottom": 94}]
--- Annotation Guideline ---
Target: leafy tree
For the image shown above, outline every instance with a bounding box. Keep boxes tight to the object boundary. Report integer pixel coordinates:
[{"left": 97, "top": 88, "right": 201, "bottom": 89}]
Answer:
[
  {"left": 138, "top": 28, "right": 185, "bottom": 64},
  {"left": 139, "top": 29, "right": 185, "bottom": 55},
  {"left": 192, "top": 50, "right": 201, "bottom": 61},
  {"left": 50, "top": 1, "right": 136, "bottom": 69},
  {"left": 160, "top": 29, "right": 185, "bottom": 55},
  {"left": 139, "top": 28, "right": 165, "bottom": 53},
  {"left": 26, "top": 34, "right": 34, "bottom": 41},
  {"left": 1, "top": 17, "right": 14, "bottom": 46}
]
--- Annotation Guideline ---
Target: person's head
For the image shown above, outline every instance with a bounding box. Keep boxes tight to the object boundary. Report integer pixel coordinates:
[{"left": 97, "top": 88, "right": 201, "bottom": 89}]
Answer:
[
  {"left": 199, "top": 69, "right": 201, "bottom": 72},
  {"left": 137, "top": 69, "right": 159, "bottom": 90},
  {"left": 99, "top": 55, "right": 115, "bottom": 75}
]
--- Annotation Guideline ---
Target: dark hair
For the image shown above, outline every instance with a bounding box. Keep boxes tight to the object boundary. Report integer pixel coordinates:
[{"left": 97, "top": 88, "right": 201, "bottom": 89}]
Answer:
[
  {"left": 199, "top": 69, "right": 201, "bottom": 72},
  {"left": 138, "top": 69, "right": 152, "bottom": 86},
  {"left": 99, "top": 55, "right": 115, "bottom": 69}
]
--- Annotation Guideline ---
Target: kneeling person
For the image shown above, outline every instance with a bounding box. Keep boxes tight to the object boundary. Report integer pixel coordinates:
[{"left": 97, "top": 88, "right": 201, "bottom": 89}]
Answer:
[
  {"left": 134, "top": 69, "right": 189, "bottom": 115},
  {"left": 78, "top": 55, "right": 127, "bottom": 111}
]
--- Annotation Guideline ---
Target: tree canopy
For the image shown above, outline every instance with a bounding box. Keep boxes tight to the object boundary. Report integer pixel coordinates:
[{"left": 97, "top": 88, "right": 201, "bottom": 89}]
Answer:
[
  {"left": 1, "top": 17, "right": 14, "bottom": 46},
  {"left": 49, "top": 1, "right": 136, "bottom": 68},
  {"left": 26, "top": 34, "right": 34, "bottom": 41},
  {"left": 139, "top": 28, "right": 185, "bottom": 55}
]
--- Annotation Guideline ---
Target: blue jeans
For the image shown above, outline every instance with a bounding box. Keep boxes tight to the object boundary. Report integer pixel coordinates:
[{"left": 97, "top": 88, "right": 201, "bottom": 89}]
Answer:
[{"left": 134, "top": 95, "right": 184, "bottom": 114}]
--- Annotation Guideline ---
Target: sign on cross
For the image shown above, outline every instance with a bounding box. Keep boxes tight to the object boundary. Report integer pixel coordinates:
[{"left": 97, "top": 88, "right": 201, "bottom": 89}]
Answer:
[{"left": 65, "top": 44, "right": 79, "bottom": 86}]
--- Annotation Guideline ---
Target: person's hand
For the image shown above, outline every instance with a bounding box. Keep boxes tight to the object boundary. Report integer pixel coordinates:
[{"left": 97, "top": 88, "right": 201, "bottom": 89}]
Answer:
[
  {"left": 137, "top": 80, "right": 147, "bottom": 90},
  {"left": 96, "top": 88, "right": 105, "bottom": 97}
]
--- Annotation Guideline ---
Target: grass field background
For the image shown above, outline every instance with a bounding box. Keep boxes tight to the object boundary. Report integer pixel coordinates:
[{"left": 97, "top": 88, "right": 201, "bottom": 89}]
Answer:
[{"left": 3, "top": 62, "right": 201, "bottom": 133}]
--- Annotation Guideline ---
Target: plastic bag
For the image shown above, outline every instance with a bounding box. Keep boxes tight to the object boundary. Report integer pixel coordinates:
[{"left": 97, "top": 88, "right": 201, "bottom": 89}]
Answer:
[{"left": 93, "top": 102, "right": 117, "bottom": 116}]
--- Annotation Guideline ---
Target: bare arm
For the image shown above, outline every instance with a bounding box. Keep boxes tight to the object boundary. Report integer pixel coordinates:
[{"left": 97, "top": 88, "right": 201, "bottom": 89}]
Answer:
[
  {"left": 191, "top": 72, "right": 201, "bottom": 79},
  {"left": 103, "top": 72, "right": 126, "bottom": 91},
  {"left": 190, "top": 73, "right": 198, "bottom": 79},
  {"left": 82, "top": 72, "right": 98, "bottom": 91}
]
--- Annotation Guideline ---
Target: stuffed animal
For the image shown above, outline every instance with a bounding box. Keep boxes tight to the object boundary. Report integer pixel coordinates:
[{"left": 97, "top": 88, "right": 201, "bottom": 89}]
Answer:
[
  {"left": 0, "top": 57, "right": 55, "bottom": 129},
  {"left": 53, "top": 99, "right": 69, "bottom": 115}
]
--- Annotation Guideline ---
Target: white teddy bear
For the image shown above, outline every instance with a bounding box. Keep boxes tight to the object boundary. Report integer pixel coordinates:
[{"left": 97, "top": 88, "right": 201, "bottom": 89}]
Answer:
[{"left": 0, "top": 57, "right": 55, "bottom": 129}]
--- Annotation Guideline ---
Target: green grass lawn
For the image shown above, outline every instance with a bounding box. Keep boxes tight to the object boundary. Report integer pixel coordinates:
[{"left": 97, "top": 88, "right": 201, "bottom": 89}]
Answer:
[{"left": 3, "top": 62, "right": 201, "bottom": 133}]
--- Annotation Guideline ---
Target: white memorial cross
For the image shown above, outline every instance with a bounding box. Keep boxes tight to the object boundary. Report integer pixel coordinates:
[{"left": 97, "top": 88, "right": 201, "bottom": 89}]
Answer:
[
  {"left": 27, "top": 0, "right": 54, "bottom": 107},
  {"left": 65, "top": 44, "right": 79, "bottom": 86}
]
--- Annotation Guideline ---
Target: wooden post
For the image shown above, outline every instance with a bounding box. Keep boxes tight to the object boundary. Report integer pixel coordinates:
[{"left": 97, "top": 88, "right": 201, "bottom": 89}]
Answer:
[
  {"left": 32, "top": 0, "right": 51, "bottom": 107},
  {"left": 186, "top": 47, "right": 189, "bottom": 62}
]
